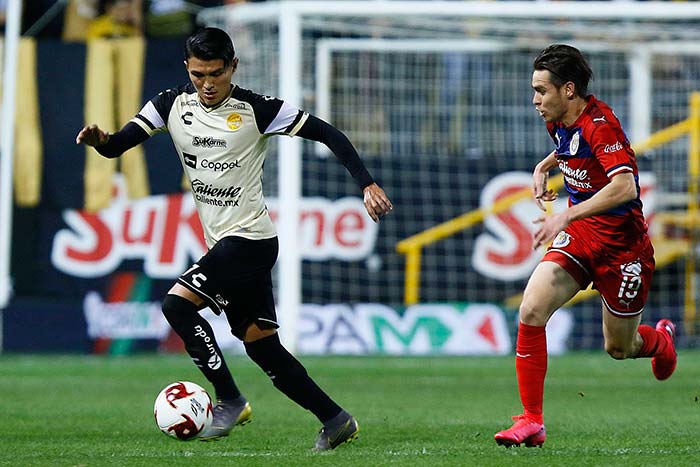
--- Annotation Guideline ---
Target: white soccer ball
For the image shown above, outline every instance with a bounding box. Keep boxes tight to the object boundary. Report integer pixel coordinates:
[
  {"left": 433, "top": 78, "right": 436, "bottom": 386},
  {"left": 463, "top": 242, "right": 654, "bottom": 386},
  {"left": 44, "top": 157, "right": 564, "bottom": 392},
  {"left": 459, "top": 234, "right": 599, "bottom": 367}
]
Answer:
[{"left": 154, "top": 381, "right": 213, "bottom": 440}]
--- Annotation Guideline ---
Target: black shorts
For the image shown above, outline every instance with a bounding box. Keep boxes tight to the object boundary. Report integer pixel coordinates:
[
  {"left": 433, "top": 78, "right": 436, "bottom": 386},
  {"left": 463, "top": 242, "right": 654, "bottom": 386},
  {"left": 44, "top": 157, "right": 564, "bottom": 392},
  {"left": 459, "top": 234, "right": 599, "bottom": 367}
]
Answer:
[{"left": 177, "top": 236, "right": 279, "bottom": 339}]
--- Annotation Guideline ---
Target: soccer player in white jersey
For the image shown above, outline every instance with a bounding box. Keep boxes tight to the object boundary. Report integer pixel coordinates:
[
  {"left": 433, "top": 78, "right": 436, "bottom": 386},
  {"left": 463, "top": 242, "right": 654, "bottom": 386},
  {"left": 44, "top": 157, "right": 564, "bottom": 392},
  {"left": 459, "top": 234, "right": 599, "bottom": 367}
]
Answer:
[{"left": 76, "top": 27, "right": 392, "bottom": 450}]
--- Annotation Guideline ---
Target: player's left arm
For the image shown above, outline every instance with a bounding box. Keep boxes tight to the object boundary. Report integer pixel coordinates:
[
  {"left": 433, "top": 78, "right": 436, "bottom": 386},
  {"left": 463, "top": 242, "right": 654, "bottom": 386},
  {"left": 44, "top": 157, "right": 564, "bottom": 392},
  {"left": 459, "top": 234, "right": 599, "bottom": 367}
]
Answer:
[{"left": 296, "top": 115, "right": 393, "bottom": 222}]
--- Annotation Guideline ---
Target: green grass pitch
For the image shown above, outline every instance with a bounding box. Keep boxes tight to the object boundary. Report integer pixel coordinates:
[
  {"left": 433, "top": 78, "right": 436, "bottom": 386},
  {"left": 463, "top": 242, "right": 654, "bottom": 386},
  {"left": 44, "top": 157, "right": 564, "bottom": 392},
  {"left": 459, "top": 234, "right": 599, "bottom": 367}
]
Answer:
[{"left": 1, "top": 351, "right": 699, "bottom": 466}]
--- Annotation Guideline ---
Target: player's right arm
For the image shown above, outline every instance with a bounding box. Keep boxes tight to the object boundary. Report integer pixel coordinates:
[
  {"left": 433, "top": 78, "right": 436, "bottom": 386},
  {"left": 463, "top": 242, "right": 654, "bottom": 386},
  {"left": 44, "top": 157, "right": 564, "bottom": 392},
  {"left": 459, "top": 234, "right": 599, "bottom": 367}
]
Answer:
[
  {"left": 75, "top": 122, "right": 149, "bottom": 158},
  {"left": 75, "top": 87, "right": 180, "bottom": 157},
  {"left": 532, "top": 150, "right": 558, "bottom": 211}
]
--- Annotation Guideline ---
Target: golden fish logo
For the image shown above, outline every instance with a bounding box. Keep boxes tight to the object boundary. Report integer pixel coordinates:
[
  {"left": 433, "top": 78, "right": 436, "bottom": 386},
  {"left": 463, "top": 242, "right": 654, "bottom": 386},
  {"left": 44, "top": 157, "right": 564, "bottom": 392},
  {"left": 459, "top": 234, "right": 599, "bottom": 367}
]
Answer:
[{"left": 227, "top": 113, "right": 242, "bottom": 131}]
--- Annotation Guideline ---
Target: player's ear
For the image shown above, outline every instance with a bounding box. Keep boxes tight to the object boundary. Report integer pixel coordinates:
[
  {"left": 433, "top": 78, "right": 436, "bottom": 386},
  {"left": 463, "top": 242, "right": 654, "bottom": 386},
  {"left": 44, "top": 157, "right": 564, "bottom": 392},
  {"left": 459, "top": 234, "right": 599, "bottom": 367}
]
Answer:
[
  {"left": 231, "top": 57, "right": 239, "bottom": 74},
  {"left": 183, "top": 59, "right": 189, "bottom": 72},
  {"left": 565, "top": 82, "right": 575, "bottom": 99}
]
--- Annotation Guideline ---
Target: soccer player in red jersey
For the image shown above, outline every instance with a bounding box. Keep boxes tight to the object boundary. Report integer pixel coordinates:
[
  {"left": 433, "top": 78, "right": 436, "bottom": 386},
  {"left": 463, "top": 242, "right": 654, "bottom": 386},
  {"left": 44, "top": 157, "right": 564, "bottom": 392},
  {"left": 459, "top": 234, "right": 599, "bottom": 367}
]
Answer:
[{"left": 494, "top": 44, "right": 677, "bottom": 448}]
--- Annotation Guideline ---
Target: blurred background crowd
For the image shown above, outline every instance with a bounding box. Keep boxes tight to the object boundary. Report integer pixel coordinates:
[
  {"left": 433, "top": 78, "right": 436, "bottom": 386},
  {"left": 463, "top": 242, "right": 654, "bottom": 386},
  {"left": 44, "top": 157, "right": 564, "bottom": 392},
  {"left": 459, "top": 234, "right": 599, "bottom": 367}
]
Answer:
[
  {"left": 2, "top": 0, "right": 262, "bottom": 40},
  {"left": 0, "top": 0, "right": 694, "bottom": 41}
]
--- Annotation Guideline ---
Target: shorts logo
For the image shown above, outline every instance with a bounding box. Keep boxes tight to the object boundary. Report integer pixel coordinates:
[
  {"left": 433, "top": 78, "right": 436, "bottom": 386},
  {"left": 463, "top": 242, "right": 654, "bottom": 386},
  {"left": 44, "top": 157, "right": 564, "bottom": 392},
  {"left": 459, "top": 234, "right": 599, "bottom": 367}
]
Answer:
[
  {"left": 569, "top": 131, "right": 579, "bottom": 155},
  {"left": 617, "top": 259, "right": 642, "bottom": 308},
  {"left": 551, "top": 231, "right": 571, "bottom": 248},
  {"left": 621, "top": 260, "right": 642, "bottom": 276},
  {"left": 215, "top": 294, "right": 229, "bottom": 307},
  {"left": 227, "top": 113, "right": 242, "bottom": 131}
]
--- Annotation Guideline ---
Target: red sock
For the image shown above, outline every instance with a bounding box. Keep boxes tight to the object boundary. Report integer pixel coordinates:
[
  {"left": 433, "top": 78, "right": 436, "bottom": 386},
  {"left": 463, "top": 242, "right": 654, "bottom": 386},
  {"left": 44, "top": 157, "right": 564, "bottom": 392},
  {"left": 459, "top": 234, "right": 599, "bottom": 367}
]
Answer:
[
  {"left": 636, "top": 324, "right": 667, "bottom": 357},
  {"left": 515, "top": 322, "right": 547, "bottom": 424}
]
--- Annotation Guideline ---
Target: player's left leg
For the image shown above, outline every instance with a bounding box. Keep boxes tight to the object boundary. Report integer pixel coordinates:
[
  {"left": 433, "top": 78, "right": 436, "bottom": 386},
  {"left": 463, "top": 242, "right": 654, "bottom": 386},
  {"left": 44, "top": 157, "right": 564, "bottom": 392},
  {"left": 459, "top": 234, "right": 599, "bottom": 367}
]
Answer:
[
  {"left": 597, "top": 245, "right": 676, "bottom": 380},
  {"left": 648, "top": 319, "right": 677, "bottom": 380},
  {"left": 601, "top": 307, "right": 644, "bottom": 359},
  {"left": 242, "top": 323, "right": 359, "bottom": 451},
  {"left": 602, "top": 305, "right": 676, "bottom": 380}
]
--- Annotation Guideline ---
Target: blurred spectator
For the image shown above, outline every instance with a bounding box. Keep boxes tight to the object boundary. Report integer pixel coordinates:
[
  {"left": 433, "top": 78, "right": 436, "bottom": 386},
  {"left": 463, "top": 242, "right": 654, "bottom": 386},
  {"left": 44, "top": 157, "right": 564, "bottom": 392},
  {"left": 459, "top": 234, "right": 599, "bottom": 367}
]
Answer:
[
  {"left": 86, "top": 0, "right": 142, "bottom": 40},
  {"left": 63, "top": 0, "right": 98, "bottom": 41},
  {"left": 145, "top": 0, "right": 195, "bottom": 37}
]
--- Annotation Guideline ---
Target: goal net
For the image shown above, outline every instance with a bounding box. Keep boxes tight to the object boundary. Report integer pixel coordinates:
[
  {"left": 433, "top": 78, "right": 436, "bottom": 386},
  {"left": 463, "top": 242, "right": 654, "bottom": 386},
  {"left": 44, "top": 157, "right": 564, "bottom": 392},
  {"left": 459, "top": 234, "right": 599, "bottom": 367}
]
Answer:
[{"left": 198, "top": 1, "right": 700, "bottom": 350}]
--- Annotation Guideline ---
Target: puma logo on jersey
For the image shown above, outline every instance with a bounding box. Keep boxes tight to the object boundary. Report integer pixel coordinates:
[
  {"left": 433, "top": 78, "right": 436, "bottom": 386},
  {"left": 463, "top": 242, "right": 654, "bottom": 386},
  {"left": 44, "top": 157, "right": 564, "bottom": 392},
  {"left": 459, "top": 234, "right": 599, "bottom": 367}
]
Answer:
[{"left": 593, "top": 116, "right": 606, "bottom": 123}]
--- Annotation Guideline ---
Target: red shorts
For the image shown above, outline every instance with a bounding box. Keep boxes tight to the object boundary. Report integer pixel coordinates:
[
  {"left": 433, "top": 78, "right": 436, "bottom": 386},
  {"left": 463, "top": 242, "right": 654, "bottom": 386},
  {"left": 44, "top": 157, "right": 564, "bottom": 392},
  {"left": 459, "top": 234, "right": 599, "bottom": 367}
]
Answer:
[{"left": 542, "top": 220, "right": 655, "bottom": 317}]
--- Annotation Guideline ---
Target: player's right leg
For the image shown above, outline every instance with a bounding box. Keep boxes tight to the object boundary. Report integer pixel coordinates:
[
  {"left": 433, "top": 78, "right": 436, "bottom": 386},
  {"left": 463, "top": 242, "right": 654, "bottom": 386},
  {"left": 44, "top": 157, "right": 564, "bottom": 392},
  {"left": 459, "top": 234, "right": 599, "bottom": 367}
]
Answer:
[
  {"left": 495, "top": 259, "right": 582, "bottom": 448},
  {"left": 160, "top": 284, "right": 249, "bottom": 440}
]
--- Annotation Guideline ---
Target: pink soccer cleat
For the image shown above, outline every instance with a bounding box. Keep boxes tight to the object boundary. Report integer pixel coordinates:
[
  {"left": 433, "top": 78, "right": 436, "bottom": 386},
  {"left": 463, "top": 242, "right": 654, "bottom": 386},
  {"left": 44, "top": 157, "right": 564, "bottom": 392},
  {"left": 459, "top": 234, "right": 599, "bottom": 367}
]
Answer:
[
  {"left": 652, "top": 319, "right": 677, "bottom": 381},
  {"left": 494, "top": 414, "right": 546, "bottom": 448}
]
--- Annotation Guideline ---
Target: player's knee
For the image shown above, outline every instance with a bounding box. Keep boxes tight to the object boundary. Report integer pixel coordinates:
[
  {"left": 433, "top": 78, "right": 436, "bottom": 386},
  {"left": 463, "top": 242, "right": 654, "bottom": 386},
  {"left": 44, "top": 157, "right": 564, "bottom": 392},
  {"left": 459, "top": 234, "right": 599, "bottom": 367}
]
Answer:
[
  {"left": 242, "top": 322, "right": 278, "bottom": 343},
  {"left": 605, "top": 342, "right": 633, "bottom": 360},
  {"left": 518, "top": 301, "right": 547, "bottom": 326},
  {"left": 161, "top": 294, "right": 198, "bottom": 327}
]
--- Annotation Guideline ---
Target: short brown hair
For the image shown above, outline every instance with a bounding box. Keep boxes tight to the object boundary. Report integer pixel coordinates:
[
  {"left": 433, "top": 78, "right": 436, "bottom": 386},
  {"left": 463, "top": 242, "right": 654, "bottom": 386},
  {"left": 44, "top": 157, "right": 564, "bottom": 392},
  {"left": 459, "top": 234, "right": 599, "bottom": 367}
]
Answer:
[{"left": 533, "top": 44, "right": 593, "bottom": 98}]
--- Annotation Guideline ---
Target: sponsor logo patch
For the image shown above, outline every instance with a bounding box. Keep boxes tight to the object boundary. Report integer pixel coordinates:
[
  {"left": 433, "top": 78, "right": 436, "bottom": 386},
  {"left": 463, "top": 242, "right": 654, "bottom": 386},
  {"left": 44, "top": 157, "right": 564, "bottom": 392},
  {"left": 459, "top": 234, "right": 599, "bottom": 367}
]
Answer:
[
  {"left": 192, "top": 136, "right": 227, "bottom": 148},
  {"left": 604, "top": 141, "right": 624, "bottom": 153},
  {"left": 183, "top": 153, "right": 197, "bottom": 169}
]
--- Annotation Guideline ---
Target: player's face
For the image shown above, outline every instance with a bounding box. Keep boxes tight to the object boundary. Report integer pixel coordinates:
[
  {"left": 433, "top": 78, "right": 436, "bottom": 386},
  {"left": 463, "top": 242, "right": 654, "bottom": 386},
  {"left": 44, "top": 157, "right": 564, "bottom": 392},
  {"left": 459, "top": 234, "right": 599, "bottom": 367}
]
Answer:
[
  {"left": 531, "top": 70, "right": 569, "bottom": 123},
  {"left": 185, "top": 57, "right": 237, "bottom": 107}
]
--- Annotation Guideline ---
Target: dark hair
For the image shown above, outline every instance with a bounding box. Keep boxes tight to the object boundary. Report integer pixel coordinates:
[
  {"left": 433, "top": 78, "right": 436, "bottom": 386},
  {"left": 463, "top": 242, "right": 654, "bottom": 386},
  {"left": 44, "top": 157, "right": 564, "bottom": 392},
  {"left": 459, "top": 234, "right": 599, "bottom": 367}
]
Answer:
[
  {"left": 533, "top": 44, "right": 593, "bottom": 98},
  {"left": 184, "top": 27, "right": 236, "bottom": 67}
]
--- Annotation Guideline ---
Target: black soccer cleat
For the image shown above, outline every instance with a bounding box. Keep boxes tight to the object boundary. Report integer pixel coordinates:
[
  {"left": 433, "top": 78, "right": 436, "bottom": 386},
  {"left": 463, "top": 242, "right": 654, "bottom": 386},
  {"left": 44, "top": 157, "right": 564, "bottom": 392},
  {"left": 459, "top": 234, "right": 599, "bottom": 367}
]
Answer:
[{"left": 313, "top": 415, "right": 360, "bottom": 451}]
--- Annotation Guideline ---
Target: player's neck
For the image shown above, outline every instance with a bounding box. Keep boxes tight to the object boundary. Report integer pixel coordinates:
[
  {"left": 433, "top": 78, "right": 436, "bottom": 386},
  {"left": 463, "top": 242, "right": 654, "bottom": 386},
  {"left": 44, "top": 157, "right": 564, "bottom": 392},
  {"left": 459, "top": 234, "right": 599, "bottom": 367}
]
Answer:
[{"left": 561, "top": 98, "right": 588, "bottom": 127}]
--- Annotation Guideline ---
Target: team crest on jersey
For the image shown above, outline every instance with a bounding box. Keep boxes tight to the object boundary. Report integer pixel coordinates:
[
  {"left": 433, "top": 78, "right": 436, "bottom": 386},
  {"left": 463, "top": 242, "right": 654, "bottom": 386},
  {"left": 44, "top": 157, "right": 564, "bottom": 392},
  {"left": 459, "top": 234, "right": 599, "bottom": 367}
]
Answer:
[
  {"left": 551, "top": 231, "right": 572, "bottom": 248},
  {"left": 569, "top": 131, "right": 580, "bottom": 155},
  {"left": 227, "top": 113, "right": 243, "bottom": 131}
]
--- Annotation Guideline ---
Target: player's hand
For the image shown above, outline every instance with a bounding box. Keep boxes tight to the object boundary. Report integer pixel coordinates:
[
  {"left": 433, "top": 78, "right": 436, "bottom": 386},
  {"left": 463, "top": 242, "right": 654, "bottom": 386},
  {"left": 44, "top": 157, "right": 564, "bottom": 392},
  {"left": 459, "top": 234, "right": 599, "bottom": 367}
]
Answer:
[
  {"left": 532, "top": 211, "right": 569, "bottom": 249},
  {"left": 532, "top": 170, "right": 557, "bottom": 211},
  {"left": 75, "top": 124, "right": 109, "bottom": 147},
  {"left": 363, "top": 183, "right": 393, "bottom": 223}
]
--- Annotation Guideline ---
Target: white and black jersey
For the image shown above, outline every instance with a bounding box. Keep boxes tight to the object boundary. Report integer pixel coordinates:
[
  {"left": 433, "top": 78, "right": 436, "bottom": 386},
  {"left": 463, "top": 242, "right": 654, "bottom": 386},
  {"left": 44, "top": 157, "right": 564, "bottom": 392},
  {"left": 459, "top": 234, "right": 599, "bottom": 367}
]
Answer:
[{"left": 131, "top": 84, "right": 309, "bottom": 247}]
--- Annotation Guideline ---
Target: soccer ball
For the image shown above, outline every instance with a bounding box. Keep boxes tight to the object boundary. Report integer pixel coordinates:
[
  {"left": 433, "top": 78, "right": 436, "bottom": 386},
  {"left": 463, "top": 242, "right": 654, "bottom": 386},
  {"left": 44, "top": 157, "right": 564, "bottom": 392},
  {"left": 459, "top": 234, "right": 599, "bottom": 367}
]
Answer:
[{"left": 154, "top": 381, "right": 213, "bottom": 440}]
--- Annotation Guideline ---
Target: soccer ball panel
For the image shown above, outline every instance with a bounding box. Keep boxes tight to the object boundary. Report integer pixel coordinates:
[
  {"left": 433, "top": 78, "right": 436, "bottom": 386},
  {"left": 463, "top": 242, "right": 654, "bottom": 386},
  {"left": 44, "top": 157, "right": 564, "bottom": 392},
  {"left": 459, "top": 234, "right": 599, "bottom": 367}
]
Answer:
[{"left": 153, "top": 381, "right": 213, "bottom": 440}]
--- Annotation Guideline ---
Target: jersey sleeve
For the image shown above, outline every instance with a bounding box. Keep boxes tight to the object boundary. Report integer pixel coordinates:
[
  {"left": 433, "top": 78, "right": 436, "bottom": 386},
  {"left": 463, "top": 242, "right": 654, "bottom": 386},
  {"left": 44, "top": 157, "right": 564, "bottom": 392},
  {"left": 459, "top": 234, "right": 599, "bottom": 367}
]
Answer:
[
  {"left": 587, "top": 123, "right": 634, "bottom": 179},
  {"left": 130, "top": 88, "right": 179, "bottom": 136},
  {"left": 243, "top": 90, "right": 309, "bottom": 136}
]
